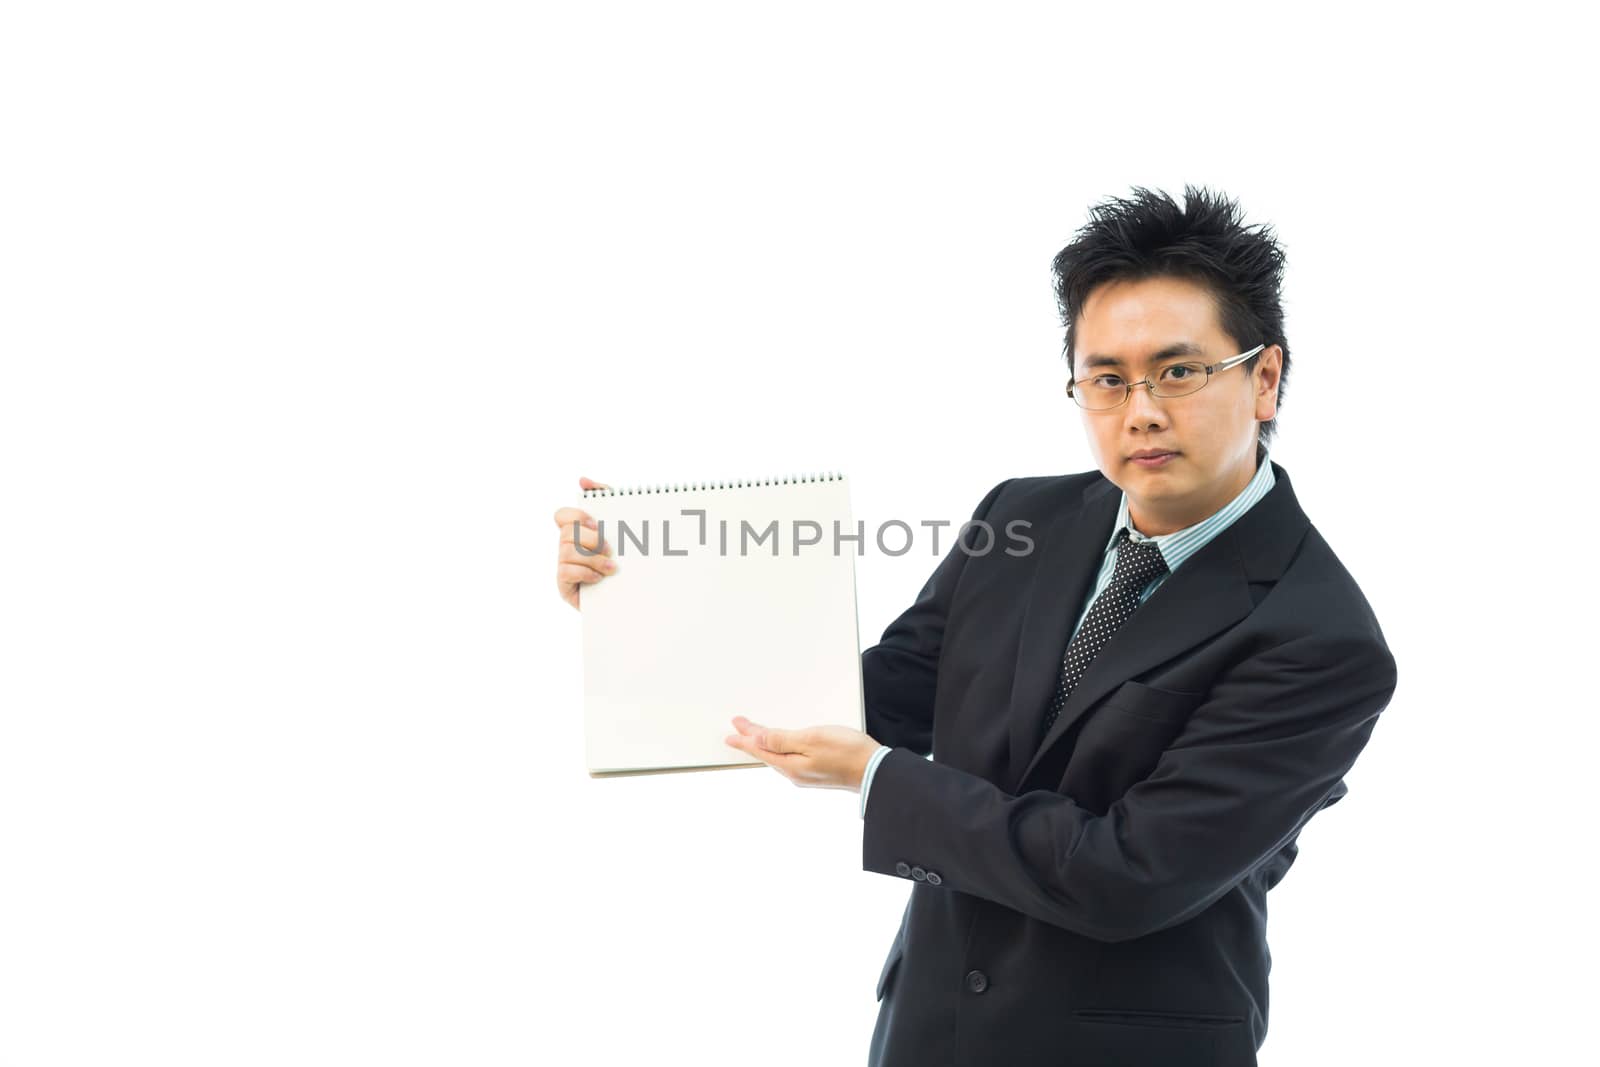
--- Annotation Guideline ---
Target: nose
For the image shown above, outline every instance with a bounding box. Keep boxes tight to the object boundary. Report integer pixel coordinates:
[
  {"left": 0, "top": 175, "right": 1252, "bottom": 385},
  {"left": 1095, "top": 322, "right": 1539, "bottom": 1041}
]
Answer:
[{"left": 1123, "top": 378, "right": 1168, "bottom": 431}]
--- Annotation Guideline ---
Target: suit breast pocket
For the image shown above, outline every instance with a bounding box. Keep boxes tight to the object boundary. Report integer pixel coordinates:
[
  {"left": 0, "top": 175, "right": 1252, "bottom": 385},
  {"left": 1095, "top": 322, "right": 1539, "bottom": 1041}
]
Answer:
[
  {"left": 1065, "top": 681, "right": 1208, "bottom": 811},
  {"left": 1100, "top": 679, "right": 1205, "bottom": 727}
]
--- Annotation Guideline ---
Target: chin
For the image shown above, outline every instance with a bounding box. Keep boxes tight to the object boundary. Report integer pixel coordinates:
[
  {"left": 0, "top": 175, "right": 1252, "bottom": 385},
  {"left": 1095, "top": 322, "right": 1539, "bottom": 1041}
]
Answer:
[{"left": 1124, "top": 464, "right": 1191, "bottom": 498}]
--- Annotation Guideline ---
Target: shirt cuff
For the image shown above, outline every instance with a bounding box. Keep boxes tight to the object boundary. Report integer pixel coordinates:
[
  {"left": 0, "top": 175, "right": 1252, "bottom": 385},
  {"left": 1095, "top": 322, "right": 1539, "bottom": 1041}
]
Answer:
[{"left": 859, "top": 744, "right": 893, "bottom": 819}]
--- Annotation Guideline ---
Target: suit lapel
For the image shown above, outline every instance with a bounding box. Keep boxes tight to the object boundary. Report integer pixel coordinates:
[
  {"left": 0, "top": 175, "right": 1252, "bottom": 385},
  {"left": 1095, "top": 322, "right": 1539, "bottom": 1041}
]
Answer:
[
  {"left": 1006, "top": 460, "right": 1310, "bottom": 793},
  {"left": 1004, "top": 477, "right": 1119, "bottom": 787}
]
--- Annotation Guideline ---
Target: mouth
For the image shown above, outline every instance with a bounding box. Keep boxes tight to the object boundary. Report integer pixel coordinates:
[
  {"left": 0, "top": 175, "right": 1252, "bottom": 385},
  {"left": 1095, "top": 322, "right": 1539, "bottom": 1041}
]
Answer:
[{"left": 1128, "top": 451, "right": 1178, "bottom": 468}]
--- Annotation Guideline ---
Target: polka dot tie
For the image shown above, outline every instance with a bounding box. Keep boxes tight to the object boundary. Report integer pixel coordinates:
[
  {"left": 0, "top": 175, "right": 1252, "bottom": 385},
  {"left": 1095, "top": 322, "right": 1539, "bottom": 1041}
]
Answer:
[{"left": 1038, "top": 528, "right": 1169, "bottom": 744}]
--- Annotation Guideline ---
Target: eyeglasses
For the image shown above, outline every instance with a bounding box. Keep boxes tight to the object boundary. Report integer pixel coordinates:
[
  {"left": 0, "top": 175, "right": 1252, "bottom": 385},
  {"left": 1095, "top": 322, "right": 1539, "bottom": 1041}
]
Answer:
[{"left": 1066, "top": 343, "right": 1266, "bottom": 411}]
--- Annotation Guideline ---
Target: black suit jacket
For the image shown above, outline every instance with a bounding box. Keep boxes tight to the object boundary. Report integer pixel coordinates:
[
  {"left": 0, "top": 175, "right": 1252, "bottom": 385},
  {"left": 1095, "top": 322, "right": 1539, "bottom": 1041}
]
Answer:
[{"left": 862, "top": 461, "right": 1397, "bottom": 1067}]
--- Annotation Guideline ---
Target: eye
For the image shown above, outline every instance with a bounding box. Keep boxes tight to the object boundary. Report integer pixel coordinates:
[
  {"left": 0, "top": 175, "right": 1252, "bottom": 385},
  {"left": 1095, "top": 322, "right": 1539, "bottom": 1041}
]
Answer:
[{"left": 1091, "top": 374, "right": 1124, "bottom": 388}]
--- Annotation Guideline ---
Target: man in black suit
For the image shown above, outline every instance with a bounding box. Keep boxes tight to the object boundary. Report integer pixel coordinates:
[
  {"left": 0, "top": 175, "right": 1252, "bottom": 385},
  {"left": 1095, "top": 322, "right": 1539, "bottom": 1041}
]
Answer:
[{"left": 557, "top": 185, "right": 1396, "bottom": 1067}]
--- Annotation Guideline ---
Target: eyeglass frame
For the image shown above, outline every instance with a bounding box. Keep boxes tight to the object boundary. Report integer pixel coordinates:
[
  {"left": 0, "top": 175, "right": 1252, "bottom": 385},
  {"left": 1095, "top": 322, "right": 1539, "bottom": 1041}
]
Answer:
[{"left": 1066, "top": 343, "right": 1267, "bottom": 411}]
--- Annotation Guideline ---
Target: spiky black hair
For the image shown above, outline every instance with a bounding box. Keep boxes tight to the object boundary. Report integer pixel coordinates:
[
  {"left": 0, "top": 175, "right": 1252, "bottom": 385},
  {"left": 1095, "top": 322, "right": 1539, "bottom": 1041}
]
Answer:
[{"left": 1051, "top": 185, "right": 1290, "bottom": 456}]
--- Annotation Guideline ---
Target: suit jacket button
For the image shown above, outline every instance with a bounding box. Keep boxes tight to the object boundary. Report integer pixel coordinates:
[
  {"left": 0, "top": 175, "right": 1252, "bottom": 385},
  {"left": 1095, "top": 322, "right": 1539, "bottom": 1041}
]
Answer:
[
  {"left": 910, "top": 866, "right": 927, "bottom": 881},
  {"left": 925, "top": 871, "right": 942, "bottom": 886},
  {"left": 965, "top": 970, "right": 989, "bottom": 994},
  {"left": 894, "top": 861, "right": 911, "bottom": 877}
]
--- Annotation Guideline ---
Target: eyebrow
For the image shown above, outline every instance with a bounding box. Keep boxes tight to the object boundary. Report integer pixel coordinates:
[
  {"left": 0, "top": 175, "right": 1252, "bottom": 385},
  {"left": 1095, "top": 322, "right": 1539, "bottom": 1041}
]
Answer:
[{"left": 1081, "top": 341, "right": 1207, "bottom": 369}]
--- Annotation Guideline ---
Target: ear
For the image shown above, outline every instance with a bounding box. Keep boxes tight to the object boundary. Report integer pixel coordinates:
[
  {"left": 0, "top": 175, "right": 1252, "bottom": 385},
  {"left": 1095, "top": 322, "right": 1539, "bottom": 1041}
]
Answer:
[{"left": 1253, "top": 345, "right": 1283, "bottom": 422}]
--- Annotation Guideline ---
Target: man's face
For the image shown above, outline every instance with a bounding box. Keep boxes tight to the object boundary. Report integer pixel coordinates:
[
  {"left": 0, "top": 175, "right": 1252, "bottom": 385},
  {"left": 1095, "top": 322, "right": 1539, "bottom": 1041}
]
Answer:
[{"left": 1072, "top": 275, "right": 1281, "bottom": 533}]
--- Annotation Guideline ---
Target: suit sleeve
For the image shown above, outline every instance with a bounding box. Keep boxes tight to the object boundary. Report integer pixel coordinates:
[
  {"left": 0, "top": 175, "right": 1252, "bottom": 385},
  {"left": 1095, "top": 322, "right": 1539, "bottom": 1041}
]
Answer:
[
  {"left": 863, "top": 630, "right": 1398, "bottom": 942},
  {"left": 860, "top": 478, "right": 1013, "bottom": 757}
]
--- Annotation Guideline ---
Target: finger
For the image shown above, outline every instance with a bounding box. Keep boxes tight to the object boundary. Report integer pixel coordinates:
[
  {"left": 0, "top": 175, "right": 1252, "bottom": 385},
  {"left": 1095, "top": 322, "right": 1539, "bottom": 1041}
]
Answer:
[
  {"left": 732, "top": 717, "right": 800, "bottom": 755},
  {"left": 558, "top": 562, "right": 612, "bottom": 588},
  {"left": 578, "top": 476, "right": 612, "bottom": 491},
  {"left": 724, "top": 734, "right": 797, "bottom": 779},
  {"left": 728, "top": 719, "right": 773, "bottom": 751},
  {"left": 559, "top": 523, "right": 611, "bottom": 555},
  {"left": 563, "top": 531, "right": 611, "bottom": 563},
  {"left": 723, "top": 731, "right": 767, "bottom": 761},
  {"left": 560, "top": 556, "right": 614, "bottom": 579},
  {"left": 552, "top": 505, "right": 600, "bottom": 531}
]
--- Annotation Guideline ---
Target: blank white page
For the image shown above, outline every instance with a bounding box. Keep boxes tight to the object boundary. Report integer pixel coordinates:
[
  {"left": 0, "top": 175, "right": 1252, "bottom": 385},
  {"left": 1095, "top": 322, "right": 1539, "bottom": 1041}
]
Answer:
[{"left": 579, "top": 474, "right": 863, "bottom": 776}]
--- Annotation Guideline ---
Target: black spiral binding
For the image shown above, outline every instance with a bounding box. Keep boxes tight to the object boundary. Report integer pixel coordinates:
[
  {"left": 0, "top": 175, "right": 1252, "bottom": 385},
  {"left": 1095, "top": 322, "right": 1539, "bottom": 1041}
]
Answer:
[{"left": 580, "top": 471, "right": 847, "bottom": 498}]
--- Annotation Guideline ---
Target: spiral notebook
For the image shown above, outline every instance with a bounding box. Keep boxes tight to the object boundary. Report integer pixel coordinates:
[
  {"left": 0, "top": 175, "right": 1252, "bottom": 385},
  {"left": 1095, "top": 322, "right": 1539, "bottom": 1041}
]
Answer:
[{"left": 579, "top": 472, "right": 864, "bottom": 777}]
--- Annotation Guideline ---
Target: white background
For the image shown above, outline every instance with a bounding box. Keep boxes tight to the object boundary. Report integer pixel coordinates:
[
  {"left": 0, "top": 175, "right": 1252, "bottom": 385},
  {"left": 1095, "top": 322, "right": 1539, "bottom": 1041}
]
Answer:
[{"left": 2, "top": 3, "right": 1593, "bottom": 1064}]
